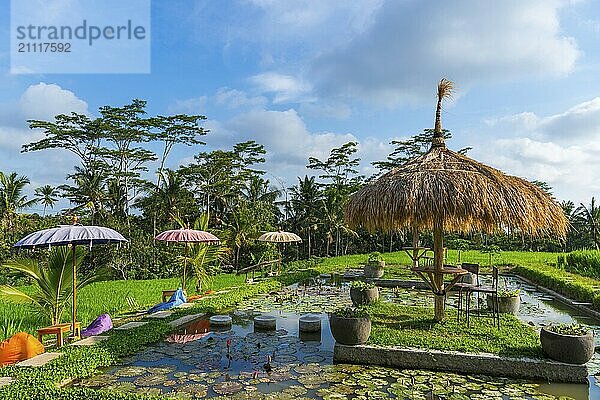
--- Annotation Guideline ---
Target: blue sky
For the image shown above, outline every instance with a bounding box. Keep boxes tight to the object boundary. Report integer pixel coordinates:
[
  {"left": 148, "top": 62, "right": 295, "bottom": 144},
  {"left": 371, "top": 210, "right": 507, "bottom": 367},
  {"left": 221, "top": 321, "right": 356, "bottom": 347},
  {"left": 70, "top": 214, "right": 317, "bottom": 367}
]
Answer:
[{"left": 1, "top": 0, "right": 600, "bottom": 212}]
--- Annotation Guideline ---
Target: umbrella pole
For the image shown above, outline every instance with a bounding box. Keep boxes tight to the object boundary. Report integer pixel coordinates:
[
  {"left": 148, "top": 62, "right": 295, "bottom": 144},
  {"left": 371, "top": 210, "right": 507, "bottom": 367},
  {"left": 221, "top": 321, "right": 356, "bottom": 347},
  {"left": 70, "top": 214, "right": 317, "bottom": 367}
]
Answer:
[
  {"left": 183, "top": 244, "right": 188, "bottom": 291},
  {"left": 72, "top": 243, "right": 79, "bottom": 338},
  {"left": 433, "top": 223, "right": 445, "bottom": 322}
]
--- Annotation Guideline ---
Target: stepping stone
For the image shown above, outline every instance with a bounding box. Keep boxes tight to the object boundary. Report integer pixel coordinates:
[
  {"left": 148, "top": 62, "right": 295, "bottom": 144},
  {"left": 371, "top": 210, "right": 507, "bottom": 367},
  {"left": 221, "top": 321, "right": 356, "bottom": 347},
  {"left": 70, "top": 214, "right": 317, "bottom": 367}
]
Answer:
[
  {"left": 168, "top": 314, "right": 205, "bottom": 328},
  {"left": 0, "top": 377, "right": 14, "bottom": 387},
  {"left": 115, "top": 321, "right": 148, "bottom": 330},
  {"left": 209, "top": 315, "right": 232, "bottom": 327},
  {"left": 147, "top": 311, "right": 173, "bottom": 319},
  {"left": 177, "top": 302, "right": 196, "bottom": 309},
  {"left": 254, "top": 315, "right": 276, "bottom": 330},
  {"left": 16, "top": 352, "right": 62, "bottom": 367},
  {"left": 299, "top": 314, "right": 321, "bottom": 332},
  {"left": 71, "top": 336, "right": 109, "bottom": 346}
]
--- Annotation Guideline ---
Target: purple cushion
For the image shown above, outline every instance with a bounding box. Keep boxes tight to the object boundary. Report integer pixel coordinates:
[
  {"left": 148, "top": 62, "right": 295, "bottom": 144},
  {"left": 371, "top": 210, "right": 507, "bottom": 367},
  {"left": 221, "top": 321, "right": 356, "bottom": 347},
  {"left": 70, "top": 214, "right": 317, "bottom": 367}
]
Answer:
[{"left": 81, "top": 314, "right": 113, "bottom": 338}]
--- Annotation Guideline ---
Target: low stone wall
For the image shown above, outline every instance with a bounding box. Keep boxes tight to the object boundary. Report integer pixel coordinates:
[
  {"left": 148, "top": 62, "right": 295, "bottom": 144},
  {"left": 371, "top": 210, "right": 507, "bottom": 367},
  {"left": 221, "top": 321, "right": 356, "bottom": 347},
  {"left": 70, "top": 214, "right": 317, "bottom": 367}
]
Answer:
[{"left": 334, "top": 344, "right": 589, "bottom": 383}]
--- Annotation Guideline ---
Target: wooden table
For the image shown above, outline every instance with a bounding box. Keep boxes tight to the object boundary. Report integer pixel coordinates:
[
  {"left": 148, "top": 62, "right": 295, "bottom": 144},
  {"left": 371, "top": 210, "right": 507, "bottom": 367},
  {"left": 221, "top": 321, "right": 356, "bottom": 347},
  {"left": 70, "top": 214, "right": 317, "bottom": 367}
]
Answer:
[
  {"left": 37, "top": 322, "right": 81, "bottom": 347},
  {"left": 402, "top": 247, "right": 431, "bottom": 268},
  {"left": 410, "top": 265, "right": 468, "bottom": 294}
]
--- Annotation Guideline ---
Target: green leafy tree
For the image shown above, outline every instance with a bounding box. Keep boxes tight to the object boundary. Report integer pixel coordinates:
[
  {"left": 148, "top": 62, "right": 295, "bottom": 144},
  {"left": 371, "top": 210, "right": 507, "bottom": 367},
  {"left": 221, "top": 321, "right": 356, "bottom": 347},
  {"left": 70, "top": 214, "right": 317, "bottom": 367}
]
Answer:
[{"left": 372, "top": 129, "right": 470, "bottom": 172}]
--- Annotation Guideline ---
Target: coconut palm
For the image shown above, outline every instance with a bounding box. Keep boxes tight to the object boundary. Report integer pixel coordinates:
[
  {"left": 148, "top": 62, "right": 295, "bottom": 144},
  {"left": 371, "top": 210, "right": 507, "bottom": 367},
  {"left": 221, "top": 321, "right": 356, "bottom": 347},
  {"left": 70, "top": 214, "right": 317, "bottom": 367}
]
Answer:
[
  {"left": 0, "top": 172, "right": 38, "bottom": 241},
  {"left": 575, "top": 198, "right": 600, "bottom": 250},
  {"left": 34, "top": 185, "right": 60, "bottom": 216},
  {"left": 0, "top": 247, "right": 96, "bottom": 325}
]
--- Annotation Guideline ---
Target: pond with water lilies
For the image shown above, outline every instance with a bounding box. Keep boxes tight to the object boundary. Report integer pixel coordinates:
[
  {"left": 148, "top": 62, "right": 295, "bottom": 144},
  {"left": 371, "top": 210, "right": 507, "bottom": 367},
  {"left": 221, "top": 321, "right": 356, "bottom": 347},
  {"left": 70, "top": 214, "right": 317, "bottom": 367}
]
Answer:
[{"left": 76, "top": 275, "right": 600, "bottom": 399}]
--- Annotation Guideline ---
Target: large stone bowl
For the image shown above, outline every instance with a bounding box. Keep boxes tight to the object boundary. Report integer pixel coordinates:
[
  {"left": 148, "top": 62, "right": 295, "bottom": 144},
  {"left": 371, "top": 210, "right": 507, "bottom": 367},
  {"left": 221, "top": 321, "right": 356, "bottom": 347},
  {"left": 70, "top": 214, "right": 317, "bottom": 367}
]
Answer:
[
  {"left": 363, "top": 264, "right": 384, "bottom": 279},
  {"left": 486, "top": 294, "right": 520, "bottom": 315},
  {"left": 350, "top": 286, "right": 379, "bottom": 306},
  {"left": 540, "top": 327, "right": 595, "bottom": 364},
  {"left": 329, "top": 314, "right": 371, "bottom": 345}
]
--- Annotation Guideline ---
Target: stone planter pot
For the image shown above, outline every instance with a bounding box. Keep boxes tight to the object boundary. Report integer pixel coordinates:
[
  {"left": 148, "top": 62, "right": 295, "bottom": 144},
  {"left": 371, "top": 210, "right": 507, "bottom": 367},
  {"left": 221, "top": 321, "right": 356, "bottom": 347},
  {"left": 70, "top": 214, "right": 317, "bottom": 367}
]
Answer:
[
  {"left": 486, "top": 294, "right": 520, "bottom": 315},
  {"left": 460, "top": 273, "right": 475, "bottom": 285},
  {"left": 540, "top": 327, "right": 595, "bottom": 364},
  {"left": 329, "top": 314, "right": 371, "bottom": 345},
  {"left": 350, "top": 286, "right": 379, "bottom": 306},
  {"left": 363, "top": 263, "right": 384, "bottom": 278}
]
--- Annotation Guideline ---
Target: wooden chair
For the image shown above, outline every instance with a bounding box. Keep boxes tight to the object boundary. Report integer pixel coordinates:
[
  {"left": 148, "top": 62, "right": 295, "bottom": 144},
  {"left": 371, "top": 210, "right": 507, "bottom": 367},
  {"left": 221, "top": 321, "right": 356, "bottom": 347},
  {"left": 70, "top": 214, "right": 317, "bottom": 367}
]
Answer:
[
  {"left": 466, "top": 266, "right": 500, "bottom": 328},
  {"left": 454, "top": 263, "right": 480, "bottom": 322}
]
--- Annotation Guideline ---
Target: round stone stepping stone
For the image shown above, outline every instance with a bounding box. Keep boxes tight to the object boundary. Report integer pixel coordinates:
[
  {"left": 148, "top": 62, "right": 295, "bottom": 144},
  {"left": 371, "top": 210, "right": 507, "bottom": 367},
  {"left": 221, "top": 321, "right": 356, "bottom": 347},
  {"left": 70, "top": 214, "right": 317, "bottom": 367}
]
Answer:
[
  {"left": 254, "top": 315, "right": 276, "bottom": 330},
  {"left": 299, "top": 314, "right": 321, "bottom": 332},
  {"left": 209, "top": 315, "right": 232, "bottom": 327}
]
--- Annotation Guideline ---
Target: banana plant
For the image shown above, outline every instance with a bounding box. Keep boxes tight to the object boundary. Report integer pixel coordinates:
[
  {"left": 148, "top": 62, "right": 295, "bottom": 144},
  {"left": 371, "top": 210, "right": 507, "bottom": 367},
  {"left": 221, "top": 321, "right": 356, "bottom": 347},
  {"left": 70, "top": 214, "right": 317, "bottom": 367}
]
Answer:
[{"left": 0, "top": 247, "right": 97, "bottom": 325}]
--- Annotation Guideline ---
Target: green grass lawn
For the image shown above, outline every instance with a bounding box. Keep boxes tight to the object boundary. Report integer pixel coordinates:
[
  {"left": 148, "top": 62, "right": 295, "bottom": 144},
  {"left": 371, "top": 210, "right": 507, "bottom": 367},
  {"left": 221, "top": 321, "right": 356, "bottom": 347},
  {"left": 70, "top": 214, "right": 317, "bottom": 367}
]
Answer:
[
  {"left": 367, "top": 302, "right": 543, "bottom": 358},
  {"left": 0, "top": 274, "right": 246, "bottom": 341}
]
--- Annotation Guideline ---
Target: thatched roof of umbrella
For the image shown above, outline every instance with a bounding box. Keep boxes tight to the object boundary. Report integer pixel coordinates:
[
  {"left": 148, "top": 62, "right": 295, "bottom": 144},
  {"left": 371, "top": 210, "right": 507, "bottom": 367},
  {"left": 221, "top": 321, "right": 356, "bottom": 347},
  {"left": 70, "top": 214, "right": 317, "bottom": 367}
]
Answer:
[{"left": 346, "top": 79, "right": 567, "bottom": 238}]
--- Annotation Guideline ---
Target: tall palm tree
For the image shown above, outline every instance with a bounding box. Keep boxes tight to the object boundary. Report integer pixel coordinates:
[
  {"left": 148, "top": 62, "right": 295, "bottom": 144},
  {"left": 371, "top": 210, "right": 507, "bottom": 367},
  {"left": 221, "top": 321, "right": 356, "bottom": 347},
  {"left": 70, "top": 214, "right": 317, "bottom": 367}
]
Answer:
[
  {"left": 34, "top": 185, "right": 59, "bottom": 216},
  {"left": 60, "top": 166, "right": 108, "bottom": 224},
  {"left": 0, "top": 171, "right": 37, "bottom": 241},
  {"left": 290, "top": 176, "right": 321, "bottom": 257},
  {"left": 575, "top": 198, "right": 600, "bottom": 250},
  {"left": 0, "top": 247, "right": 95, "bottom": 325}
]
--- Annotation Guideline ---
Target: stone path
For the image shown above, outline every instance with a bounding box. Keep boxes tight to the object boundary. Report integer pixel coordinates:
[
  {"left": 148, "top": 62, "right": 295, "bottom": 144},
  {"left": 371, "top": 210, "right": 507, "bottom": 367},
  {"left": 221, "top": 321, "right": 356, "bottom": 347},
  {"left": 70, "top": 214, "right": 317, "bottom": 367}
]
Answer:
[
  {"left": 16, "top": 352, "right": 62, "bottom": 367},
  {"left": 115, "top": 321, "right": 148, "bottom": 330},
  {"left": 146, "top": 311, "right": 173, "bottom": 319},
  {"left": 168, "top": 313, "right": 204, "bottom": 328},
  {"left": 71, "top": 336, "right": 109, "bottom": 346},
  {"left": 0, "top": 377, "right": 14, "bottom": 388}
]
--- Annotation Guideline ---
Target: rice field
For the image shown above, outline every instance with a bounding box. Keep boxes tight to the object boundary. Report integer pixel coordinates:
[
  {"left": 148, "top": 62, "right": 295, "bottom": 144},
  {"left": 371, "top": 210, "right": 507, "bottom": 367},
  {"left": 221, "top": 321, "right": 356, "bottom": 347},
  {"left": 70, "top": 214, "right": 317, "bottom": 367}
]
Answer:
[
  {"left": 0, "top": 274, "right": 246, "bottom": 341},
  {"left": 0, "top": 250, "right": 563, "bottom": 341}
]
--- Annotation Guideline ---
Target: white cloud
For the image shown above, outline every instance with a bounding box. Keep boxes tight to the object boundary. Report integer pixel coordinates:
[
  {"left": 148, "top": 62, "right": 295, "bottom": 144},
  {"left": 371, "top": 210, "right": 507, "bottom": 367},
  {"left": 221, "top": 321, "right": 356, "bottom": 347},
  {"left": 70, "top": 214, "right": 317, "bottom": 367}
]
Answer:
[
  {"left": 0, "top": 83, "right": 88, "bottom": 210},
  {"left": 311, "top": 0, "right": 579, "bottom": 105},
  {"left": 19, "top": 82, "right": 89, "bottom": 121},
  {"left": 214, "top": 88, "right": 267, "bottom": 109},
  {"left": 477, "top": 96, "right": 600, "bottom": 203},
  {"left": 489, "top": 97, "right": 600, "bottom": 143},
  {"left": 249, "top": 72, "right": 312, "bottom": 104},
  {"left": 167, "top": 96, "right": 208, "bottom": 115},
  {"left": 197, "top": 108, "right": 391, "bottom": 185}
]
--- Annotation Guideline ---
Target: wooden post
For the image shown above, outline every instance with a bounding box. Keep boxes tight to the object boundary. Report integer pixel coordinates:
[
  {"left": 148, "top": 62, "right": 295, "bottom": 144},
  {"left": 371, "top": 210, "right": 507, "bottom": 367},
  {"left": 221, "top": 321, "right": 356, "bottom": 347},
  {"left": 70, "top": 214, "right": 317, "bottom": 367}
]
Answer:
[
  {"left": 433, "top": 222, "right": 445, "bottom": 322},
  {"left": 412, "top": 226, "right": 419, "bottom": 269},
  {"left": 182, "top": 244, "right": 188, "bottom": 291},
  {"left": 72, "top": 243, "right": 78, "bottom": 338}
]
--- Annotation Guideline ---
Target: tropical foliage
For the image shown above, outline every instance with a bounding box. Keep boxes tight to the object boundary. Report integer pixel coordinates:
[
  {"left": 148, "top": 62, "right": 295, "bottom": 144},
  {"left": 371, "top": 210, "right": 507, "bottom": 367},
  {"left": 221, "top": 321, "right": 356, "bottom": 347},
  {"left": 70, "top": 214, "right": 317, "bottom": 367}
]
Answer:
[{"left": 0, "top": 247, "right": 92, "bottom": 325}]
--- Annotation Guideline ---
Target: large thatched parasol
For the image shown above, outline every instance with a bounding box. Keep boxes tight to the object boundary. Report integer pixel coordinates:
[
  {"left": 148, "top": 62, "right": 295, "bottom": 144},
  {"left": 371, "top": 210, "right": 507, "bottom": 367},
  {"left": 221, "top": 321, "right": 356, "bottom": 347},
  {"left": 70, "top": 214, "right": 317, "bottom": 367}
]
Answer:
[{"left": 346, "top": 78, "right": 567, "bottom": 321}]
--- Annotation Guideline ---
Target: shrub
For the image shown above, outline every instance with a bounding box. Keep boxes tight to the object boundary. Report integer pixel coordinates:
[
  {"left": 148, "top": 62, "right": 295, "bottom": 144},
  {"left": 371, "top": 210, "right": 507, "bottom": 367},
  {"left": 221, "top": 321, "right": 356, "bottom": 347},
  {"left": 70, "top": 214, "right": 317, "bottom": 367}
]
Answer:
[
  {"left": 333, "top": 306, "right": 369, "bottom": 318},
  {"left": 367, "top": 252, "right": 383, "bottom": 263},
  {"left": 565, "top": 250, "right": 600, "bottom": 279},
  {"left": 350, "top": 280, "right": 376, "bottom": 290},
  {"left": 547, "top": 323, "right": 589, "bottom": 336},
  {"left": 497, "top": 288, "right": 520, "bottom": 298}
]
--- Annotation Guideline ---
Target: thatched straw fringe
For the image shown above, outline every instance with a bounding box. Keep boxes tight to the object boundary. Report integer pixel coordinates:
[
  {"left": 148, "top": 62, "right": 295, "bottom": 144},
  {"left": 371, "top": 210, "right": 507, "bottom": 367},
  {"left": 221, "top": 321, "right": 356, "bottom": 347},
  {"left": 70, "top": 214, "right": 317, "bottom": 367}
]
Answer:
[{"left": 345, "top": 146, "right": 567, "bottom": 238}]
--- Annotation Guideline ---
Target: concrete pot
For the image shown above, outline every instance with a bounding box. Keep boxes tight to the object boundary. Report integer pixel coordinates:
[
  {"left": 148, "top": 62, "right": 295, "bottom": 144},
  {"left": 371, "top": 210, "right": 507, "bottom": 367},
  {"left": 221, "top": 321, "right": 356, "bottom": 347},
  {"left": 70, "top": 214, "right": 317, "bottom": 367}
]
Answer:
[
  {"left": 350, "top": 287, "right": 379, "bottom": 306},
  {"left": 460, "top": 273, "right": 475, "bottom": 285},
  {"left": 329, "top": 314, "right": 371, "bottom": 345},
  {"left": 486, "top": 294, "right": 520, "bottom": 315},
  {"left": 540, "top": 327, "right": 595, "bottom": 364},
  {"left": 363, "top": 264, "right": 384, "bottom": 278}
]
